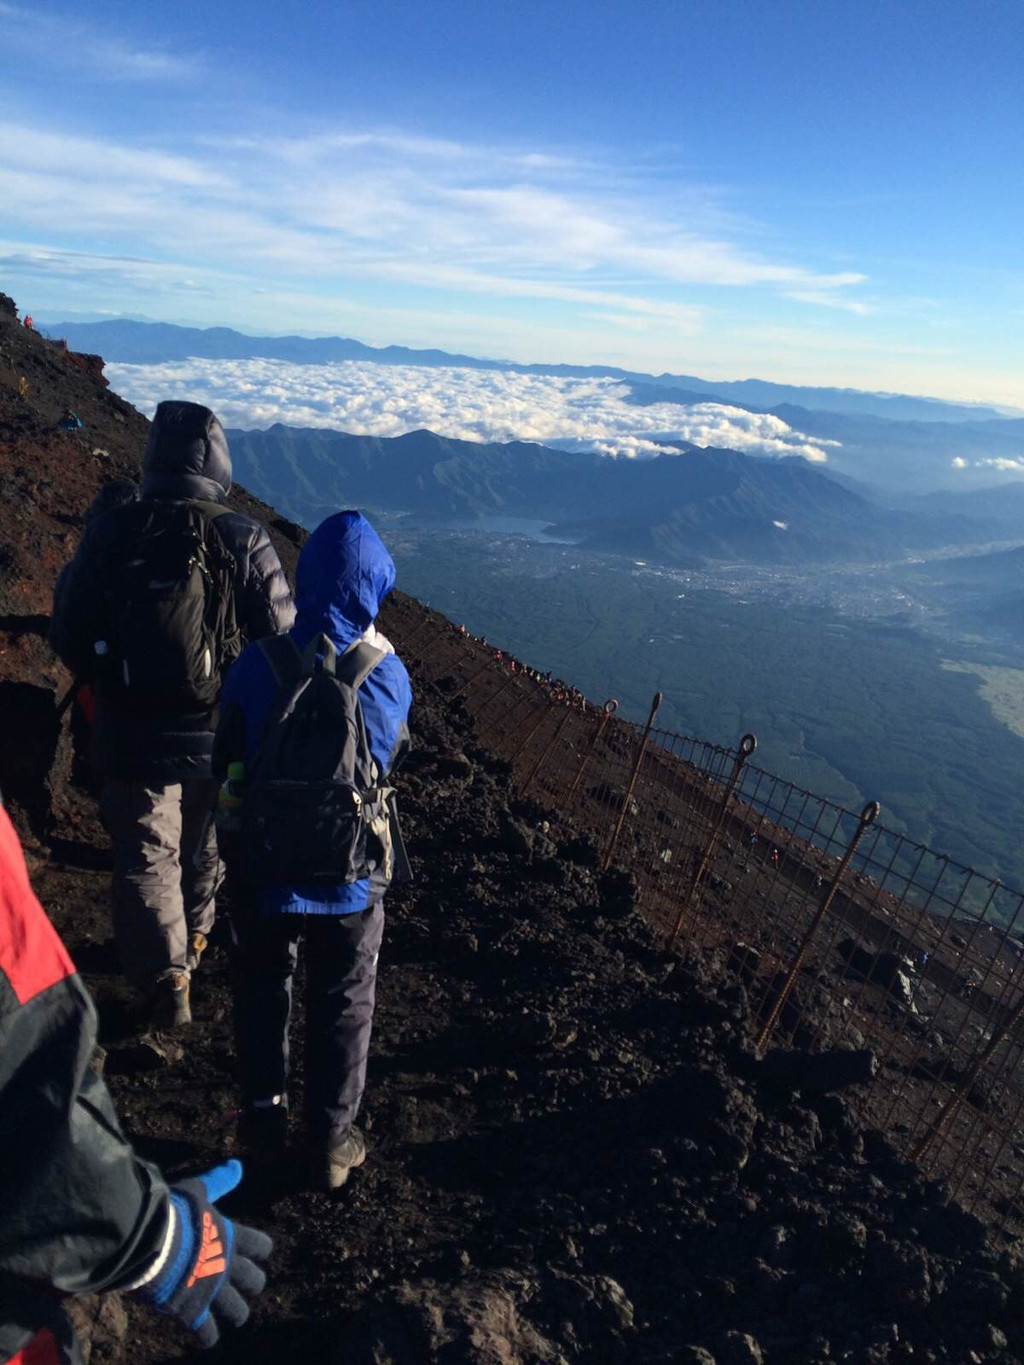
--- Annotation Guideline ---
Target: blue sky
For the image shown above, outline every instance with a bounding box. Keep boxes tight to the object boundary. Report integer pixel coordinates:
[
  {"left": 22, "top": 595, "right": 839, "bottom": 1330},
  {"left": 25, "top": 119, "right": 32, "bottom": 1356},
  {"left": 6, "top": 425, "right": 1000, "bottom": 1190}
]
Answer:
[{"left": 1, "top": 0, "right": 1021, "bottom": 403}]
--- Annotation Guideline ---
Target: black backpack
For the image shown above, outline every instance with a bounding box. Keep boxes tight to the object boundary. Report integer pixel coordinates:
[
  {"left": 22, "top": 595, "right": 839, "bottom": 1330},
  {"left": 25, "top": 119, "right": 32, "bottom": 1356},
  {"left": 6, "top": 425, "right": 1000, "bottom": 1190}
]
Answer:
[
  {"left": 243, "top": 632, "right": 396, "bottom": 885},
  {"left": 95, "top": 500, "right": 239, "bottom": 713}
]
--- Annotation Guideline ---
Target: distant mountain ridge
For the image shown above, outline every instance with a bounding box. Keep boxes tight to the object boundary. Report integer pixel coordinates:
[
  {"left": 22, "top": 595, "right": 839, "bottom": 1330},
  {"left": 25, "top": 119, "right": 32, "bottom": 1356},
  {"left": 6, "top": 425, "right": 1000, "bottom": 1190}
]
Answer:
[
  {"left": 762, "top": 405, "right": 1024, "bottom": 493},
  {"left": 46, "top": 317, "right": 1005, "bottom": 424},
  {"left": 225, "top": 423, "right": 1010, "bottom": 568}
]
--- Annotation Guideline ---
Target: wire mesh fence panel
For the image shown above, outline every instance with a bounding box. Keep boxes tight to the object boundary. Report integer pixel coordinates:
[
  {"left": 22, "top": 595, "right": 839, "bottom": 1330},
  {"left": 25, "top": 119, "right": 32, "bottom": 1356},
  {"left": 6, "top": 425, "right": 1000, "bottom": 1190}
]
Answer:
[
  {"left": 677, "top": 764, "right": 864, "bottom": 1037},
  {"left": 517, "top": 706, "right": 587, "bottom": 800},
  {"left": 410, "top": 626, "right": 472, "bottom": 689},
  {"left": 559, "top": 712, "right": 645, "bottom": 842},
  {"left": 521, "top": 705, "right": 608, "bottom": 808},
  {"left": 632, "top": 731, "right": 744, "bottom": 940},
  {"left": 396, "top": 616, "right": 1024, "bottom": 1239},
  {"left": 488, "top": 689, "right": 548, "bottom": 752}
]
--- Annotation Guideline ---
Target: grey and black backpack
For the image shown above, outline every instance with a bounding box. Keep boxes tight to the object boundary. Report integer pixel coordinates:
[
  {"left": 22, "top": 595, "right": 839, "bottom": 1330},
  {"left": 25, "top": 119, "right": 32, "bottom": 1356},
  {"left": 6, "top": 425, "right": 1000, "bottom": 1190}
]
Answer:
[
  {"left": 243, "top": 632, "right": 396, "bottom": 885},
  {"left": 96, "top": 499, "right": 239, "bottom": 713}
]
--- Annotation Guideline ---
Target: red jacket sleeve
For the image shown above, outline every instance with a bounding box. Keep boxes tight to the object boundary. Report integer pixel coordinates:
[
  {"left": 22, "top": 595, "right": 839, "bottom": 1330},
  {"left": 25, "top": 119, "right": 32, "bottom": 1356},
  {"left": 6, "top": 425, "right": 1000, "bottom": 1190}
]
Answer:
[{"left": 0, "top": 808, "right": 170, "bottom": 1361}]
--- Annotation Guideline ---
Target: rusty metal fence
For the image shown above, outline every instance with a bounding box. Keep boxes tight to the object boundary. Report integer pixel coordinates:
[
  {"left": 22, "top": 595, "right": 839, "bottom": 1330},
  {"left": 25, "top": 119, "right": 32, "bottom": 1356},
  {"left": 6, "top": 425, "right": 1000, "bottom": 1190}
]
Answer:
[{"left": 392, "top": 606, "right": 1024, "bottom": 1242}]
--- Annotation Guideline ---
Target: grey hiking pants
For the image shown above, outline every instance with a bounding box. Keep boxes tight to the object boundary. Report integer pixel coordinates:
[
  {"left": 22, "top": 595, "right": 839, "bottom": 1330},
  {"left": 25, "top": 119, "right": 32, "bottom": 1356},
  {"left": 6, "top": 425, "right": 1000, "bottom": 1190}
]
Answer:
[
  {"left": 230, "top": 902, "right": 385, "bottom": 1139},
  {"left": 100, "top": 778, "right": 221, "bottom": 988}
]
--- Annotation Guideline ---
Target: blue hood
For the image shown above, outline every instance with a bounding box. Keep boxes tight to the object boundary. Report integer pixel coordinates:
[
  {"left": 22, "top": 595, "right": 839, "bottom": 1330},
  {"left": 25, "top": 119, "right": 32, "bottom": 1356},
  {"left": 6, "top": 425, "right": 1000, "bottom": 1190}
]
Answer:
[{"left": 293, "top": 510, "right": 396, "bottom": 648}]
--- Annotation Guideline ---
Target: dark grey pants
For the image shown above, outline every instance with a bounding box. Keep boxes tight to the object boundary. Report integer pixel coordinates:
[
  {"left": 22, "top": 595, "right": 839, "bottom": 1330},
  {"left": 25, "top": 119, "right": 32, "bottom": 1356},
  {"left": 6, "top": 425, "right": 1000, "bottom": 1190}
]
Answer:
[
  {"left": 231, "top": 902, "right": 384, "bottom": 1139},
  {"left": 99, "top": 779, "right": 220, "bottom": 988}
]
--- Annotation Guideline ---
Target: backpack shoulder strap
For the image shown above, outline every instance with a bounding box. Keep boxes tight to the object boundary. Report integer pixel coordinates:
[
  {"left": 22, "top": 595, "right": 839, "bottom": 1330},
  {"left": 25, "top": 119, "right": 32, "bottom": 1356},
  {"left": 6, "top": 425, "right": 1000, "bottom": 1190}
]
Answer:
[
  {"left": 335, "top": 640, "right": 387, "bottom": 692},
  {"left": 255, "top": 633, "right": 304, "bottom": 689},
  {"left": 299, "top": 632, "right": 338, "bottom": 677},
  {"left": 191, "top": 500, "right": 237, "bottom": 553},
  {"left": 257, "top": 633, "right": 384, "bottom": 692}
]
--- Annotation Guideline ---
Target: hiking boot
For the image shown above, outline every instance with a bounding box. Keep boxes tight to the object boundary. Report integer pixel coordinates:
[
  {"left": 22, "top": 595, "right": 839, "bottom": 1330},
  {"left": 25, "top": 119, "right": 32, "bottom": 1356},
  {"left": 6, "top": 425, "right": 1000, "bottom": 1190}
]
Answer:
[
  {"left": 147, "top": 972, "right": 191, "bottom": 1030},
  {"left": 237, "top": 1103, "right": 288, "bottom": 1169},
  {"left": 325, "top": 1125, "right": 367, "bottom": 1190},
  {"left": 186, "top": 931, "right": 208, "bottom": 972}
]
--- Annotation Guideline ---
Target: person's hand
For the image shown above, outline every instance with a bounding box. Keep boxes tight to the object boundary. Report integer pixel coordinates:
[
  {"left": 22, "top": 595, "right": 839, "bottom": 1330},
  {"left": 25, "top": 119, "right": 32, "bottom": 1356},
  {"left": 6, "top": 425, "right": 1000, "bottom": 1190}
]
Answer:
[{"left": 132, "top": 1159, "right": 272, "bottom": 1348}]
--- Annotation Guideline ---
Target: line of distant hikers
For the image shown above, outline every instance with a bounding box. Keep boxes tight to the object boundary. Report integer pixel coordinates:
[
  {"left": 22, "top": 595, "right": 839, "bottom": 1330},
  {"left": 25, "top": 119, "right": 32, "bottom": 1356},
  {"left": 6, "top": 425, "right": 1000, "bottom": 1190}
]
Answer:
[
  {"left": 452, "top": 622, "right": 591, "bottom": 710},
  {"left": 1, "top": 401, "right": 413, "bottom": 1363}
]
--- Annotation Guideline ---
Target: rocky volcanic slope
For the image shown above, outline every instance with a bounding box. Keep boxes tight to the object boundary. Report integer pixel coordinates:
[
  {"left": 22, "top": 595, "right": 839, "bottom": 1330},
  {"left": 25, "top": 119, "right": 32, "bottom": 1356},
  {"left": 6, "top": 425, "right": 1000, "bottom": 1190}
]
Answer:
[{"left": 2, "top": 295, "right": 1024, "bottom": 1364}]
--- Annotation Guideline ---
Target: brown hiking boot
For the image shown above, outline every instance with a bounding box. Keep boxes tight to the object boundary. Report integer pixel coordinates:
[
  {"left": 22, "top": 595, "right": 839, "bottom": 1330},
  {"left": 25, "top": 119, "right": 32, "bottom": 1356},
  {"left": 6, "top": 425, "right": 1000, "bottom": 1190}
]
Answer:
[
  {"left": 324, "top": 1125, "right": 367, "bottom": 1190},
  {"left": 186, "top": 931, "right": 208, "bottom": 972},
  {"left": 148, "top": 972, "right": 191, "bottom": 1030}
]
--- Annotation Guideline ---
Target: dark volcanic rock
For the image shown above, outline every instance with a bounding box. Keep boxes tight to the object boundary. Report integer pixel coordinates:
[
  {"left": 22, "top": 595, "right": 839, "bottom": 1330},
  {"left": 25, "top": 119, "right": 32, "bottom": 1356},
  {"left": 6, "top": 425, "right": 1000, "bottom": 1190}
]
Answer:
[
  {"left": 837, "top": 937, "right": 917, "bottom": 1009},
  {"left": 759, "top": 1046, "right": 877, "bottom": 1094},
  {"left": 350, "top": 1271, "right": 565, "bottom": 1364}
]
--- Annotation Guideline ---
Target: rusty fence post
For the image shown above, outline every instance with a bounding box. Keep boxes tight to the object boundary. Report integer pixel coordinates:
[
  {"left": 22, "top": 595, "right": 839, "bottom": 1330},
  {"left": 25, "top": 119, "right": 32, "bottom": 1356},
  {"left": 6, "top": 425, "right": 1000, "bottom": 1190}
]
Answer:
[
  {"left": 400, "top": 615, "right": 433, "bottom": 654},
  {"left": 666, "top": 733, "right": 757, "bottom": 952},
  {"left": 601, "top": 692, "right": 663, "bottom": 874},
  {"left": 477, "top": 680, "right": 536, "bottom": 747},
  {"left": 420, "top": 632, "right": 465, "bottom": 686},
  {"left": 567, "top": 699, "right": 618, "bottom": 804},
  {"left": 477, "top": 672, "right": 521, "bottom": 722},
  {"left": 521, "top": 706, "right": 576, "bottom": 796},
  {"left": 509, "top": 699, "right": 557, "bottom": 765},
  {"left": 410, "top": 623, "right": 451, "bottom": 682},
  {"left": 910, "top": 947, "right": 1024, "bottom": 1167},
  {"left": 755, "top": 800, "right": 881, "bottom": 1053},
  {"left": 452, "top": 658, "right": 498, "bottom": 701}
]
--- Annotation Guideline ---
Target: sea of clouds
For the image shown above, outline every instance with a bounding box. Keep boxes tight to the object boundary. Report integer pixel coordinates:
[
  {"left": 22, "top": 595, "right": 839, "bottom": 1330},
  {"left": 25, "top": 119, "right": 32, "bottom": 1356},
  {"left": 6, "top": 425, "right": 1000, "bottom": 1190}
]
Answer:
[{"left": 106, "top": 357, "right": 840, "bottom": 463}]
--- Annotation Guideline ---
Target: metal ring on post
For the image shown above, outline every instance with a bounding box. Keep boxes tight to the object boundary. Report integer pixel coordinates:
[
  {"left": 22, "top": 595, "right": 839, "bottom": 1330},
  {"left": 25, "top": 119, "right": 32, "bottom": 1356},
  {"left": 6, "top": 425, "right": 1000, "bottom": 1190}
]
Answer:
[
  {"left": 666, "top": 729, "right": 759, "bottom": 952},
  {"left": 602, "top": 692, "right": 663, "bottom": 873}
]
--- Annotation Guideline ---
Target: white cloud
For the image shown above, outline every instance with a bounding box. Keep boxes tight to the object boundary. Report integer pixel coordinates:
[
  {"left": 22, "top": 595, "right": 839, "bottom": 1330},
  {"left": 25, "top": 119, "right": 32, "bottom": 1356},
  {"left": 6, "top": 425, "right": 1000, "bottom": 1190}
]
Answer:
[
  {"left": 785, "top": 290, "right": 872, "bottom": 315},
  {"left": 438, "top": 184, "right": 865, "bottom": 291},
  {"left": 0, "top": 123, "right": 225, "bottom": 188},
  {"left": 589, "top": 436, "right": 681, "bottom": 458},
  {"left": 951, "top": 456, "right": 969, "bottom": 469},
  {"left": 0, "top": 3, "right": 203, "bottom": 80},
  {"left": 0, "top": 114, "right": 868, "bottom": 340},
  {"left": 773, "top": 520, "right": 789, "bottom": 529},
  {"left": 105, "top": 358, "right": 840, "bottom": 462},
  {"left": 372, "top": 261, "right": 700, "bottom": 325},
  {"left": 969, "top": 458, "right": 1024, "bottom": 473}
]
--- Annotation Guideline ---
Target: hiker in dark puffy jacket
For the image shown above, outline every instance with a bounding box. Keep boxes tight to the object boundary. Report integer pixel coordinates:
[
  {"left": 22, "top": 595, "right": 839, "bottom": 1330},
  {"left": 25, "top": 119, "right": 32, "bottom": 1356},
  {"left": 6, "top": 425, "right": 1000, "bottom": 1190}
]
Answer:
[
  {"left": 52, "top": 479, "right": 140, "bottom": 620},
  {"left": 49, "top": 402, "right": 295, "bottom": 1031},
  {"left": 212, "top": 510, "right": 412, "bottom": 1190},
  {"left": 53, "top": 480, "right": 140, "bottom": 768},
  {"left": 0, "top": 802, "right": 272, "bottom": 1365}
]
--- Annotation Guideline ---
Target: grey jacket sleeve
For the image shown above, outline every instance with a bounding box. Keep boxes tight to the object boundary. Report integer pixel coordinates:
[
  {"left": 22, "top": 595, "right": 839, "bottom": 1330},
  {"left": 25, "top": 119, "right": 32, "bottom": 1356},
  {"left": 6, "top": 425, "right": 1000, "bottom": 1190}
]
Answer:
[{"left": 216, "top": 514, "right": 295, "bottom": 644}]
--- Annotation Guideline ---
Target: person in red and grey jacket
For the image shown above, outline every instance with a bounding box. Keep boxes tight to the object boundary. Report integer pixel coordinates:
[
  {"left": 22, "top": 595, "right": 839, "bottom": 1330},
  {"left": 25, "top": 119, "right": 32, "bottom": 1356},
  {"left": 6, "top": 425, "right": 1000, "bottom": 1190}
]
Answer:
[{"left": 0, "top": 803, "right": 272, "bottom": 1364}]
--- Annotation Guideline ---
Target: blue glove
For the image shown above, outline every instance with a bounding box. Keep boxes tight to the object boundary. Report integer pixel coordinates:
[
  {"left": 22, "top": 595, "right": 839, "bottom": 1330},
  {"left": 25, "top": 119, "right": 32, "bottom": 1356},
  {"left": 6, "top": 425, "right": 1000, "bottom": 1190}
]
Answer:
[{"left": 132, "top": 1159, "right": 272, "bottom": 1349}]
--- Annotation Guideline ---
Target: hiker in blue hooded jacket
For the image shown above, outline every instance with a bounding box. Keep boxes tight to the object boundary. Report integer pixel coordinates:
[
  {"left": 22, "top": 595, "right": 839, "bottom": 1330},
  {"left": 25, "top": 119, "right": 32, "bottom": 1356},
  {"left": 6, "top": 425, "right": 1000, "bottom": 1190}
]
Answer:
[{"left": 212, "top": 511, "right": 412, "bottom": 1190}]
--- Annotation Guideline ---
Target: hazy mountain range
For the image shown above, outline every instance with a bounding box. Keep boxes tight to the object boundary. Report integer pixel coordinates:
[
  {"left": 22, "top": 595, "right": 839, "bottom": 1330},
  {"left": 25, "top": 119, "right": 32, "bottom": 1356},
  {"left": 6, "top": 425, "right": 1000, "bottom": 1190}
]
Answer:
[
  {"left": 45, "top": 317, "right": 1012, "bottom": 424},
  {"left": 225, "top": 424, "right": 1021, "bottom": 568}
]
